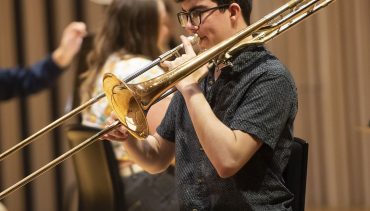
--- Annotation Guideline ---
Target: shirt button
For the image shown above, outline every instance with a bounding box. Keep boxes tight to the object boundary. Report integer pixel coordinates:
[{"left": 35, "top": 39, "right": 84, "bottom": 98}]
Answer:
[
  {"left": 208, "top": 80, "right": 214, "bottom": 86},
  {"left": 193, "top": 209, "right": 198, "bottom": 211},
  {"left": 197, "top": 178, "right": 203, "bottom": 183}
]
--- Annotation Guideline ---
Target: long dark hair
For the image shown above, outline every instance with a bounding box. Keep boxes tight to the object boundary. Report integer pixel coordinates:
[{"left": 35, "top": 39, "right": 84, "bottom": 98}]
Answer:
[
  {"left": 88, "top": 0, "right": 161, "bottom": 70},
  {"left": 81, "top": 0, "right": 162, "bottom": 101}
]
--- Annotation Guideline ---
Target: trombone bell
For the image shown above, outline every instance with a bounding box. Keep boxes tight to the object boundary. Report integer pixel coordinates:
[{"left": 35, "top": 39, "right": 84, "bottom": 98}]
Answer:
[{"left": 103, "top": 73, "right": 149, "bottom": 139}]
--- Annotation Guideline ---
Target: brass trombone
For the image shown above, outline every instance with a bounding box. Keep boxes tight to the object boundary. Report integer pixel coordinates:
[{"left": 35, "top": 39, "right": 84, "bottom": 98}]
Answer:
[{"left": 0, "top": 0, "right": 335, "bottom": 200}]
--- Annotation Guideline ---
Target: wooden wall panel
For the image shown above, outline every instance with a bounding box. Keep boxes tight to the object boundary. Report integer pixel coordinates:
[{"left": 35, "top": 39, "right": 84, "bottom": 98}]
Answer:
[
  {"left": 253, "top": 0, "right": 370, "bottom": 208},
  {"left": 22, "top": 0, "right": 56, "bottom": 210},
  {"left": 0, "top": 0, "right": 26, "bottom": 210}
]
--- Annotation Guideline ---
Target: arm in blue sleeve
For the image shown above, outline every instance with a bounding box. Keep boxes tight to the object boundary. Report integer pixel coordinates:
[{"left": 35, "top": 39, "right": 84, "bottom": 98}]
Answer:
[{"left": 0, "top": 55, "right": 63, "bottom": 101}]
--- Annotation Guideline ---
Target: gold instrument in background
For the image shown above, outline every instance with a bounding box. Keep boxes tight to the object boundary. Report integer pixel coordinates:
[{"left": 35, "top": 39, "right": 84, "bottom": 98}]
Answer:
[{"left": 0, "top": 0, "right": 335, "bottom": 200}]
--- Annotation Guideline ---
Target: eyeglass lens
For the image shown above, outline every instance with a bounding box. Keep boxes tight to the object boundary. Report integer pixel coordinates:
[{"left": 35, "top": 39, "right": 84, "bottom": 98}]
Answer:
[{"left": 177, "top": 4, "right": 229, "bottom": 27}]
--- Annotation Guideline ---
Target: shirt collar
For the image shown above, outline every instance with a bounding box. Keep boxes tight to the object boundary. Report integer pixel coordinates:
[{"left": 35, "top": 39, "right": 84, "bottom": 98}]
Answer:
[{"left": 209, "top": 44, "right": 267, "bottom": 74}]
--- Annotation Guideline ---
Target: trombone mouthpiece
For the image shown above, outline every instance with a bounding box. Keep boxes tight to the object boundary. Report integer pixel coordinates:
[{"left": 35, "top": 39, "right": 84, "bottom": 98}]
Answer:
[
  {"left": 159, "top": 34, "right": 199, "bottom": 60},
  {"left": 188, "top": 34, "right": 200, "bottom": 45}
]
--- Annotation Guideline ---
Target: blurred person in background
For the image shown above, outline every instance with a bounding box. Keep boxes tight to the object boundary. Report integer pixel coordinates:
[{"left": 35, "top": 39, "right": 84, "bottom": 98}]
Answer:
[
  {"left": 0, "top": 21, "right": 86, "bottom": 211},
  {"left": 0, "top": 22, "right": 87, "bottom": 101},
  {"left": 80, "top": 0, "right": 178, "bottom": 210}
]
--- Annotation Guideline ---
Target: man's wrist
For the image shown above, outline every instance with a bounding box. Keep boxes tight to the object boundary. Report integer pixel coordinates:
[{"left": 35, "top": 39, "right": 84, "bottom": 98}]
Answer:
[{"left": 180, "top": 83, "right": 201, "bottom": 98}]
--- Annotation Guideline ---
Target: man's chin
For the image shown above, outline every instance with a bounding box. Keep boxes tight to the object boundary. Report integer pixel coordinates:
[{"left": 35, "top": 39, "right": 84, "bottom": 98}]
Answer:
[{"left": 199, "top": 40, "right": 210, "bottom": 51}]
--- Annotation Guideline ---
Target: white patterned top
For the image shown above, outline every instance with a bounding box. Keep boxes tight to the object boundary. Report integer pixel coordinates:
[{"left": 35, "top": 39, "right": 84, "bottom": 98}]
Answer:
[
  {"left": 81, "top": 52, "right": 164, "bottom": 167},
  {"left": 82, "top": 52, "right": 164, "bottom": 128}
]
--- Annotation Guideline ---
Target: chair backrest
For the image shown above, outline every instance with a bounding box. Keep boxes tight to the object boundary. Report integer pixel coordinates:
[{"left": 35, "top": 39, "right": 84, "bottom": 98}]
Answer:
[
  {"left": 66, "top": 124, "right": 125, "bottom": 211},
  {"left": 283, "top": 137, "right": 309, "bottom": 211}
]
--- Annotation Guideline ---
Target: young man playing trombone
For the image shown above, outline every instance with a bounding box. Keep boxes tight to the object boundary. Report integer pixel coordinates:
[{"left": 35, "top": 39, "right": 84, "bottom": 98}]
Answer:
[{"left": 104, "top": 0, "right": 298, "bottom": 209}]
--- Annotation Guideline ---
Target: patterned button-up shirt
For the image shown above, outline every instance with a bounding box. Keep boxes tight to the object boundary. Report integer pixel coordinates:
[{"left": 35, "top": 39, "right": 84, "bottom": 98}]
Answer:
[{"left": 157, "top": 45, "right": 298, "bottom": 210}]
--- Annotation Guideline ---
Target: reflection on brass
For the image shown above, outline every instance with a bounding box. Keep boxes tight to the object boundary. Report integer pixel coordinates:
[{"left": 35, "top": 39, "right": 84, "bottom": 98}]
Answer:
[{"left": 103, "top": 73, "right": 148, "bottom": 140}]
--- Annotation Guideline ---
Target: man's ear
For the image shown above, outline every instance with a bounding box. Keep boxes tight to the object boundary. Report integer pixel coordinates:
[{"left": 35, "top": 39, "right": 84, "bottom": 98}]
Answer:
[{"left": 228, "top": 3, "right": 242, "bottom": 22}]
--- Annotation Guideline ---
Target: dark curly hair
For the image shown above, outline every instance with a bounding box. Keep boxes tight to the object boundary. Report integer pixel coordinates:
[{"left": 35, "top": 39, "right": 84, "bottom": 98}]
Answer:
[{"left": 175, "top": 0, "right": 252, "bottom": 25}]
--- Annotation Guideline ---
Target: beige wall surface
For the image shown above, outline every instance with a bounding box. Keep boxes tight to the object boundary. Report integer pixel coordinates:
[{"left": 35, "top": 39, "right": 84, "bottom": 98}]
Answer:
[{"left": 253, "top": 0, "right": 370, "bottom": 208}]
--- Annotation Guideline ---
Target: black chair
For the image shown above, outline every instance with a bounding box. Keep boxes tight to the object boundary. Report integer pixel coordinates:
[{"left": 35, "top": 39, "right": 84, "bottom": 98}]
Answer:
[
  {"left": 66, "top": 124, "right": 125, "bottom": 211},
  {"left": 283, "top": 137, "right": 309, "bottom": 211}
]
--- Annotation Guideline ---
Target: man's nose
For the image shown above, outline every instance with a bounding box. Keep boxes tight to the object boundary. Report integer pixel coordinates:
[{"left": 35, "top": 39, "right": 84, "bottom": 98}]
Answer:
[{"left": 184, "top": 20, "right": 198, "bottom": 33}]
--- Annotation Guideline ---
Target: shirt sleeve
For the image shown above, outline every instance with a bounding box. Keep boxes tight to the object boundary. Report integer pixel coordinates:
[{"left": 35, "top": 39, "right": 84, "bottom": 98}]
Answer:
[
  {"left": 0, "top": 55, "right": 63, "bottom": 101},
  {"left": 156, "top": 92, "right": 181, "bottom": 142},
  {"left": 229, "top": 73, "right": 297, "bottom": 150}
]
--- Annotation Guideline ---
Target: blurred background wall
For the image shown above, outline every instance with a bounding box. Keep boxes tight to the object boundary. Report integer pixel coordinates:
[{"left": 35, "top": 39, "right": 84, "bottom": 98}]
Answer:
[{"left": 0, "top": 0, "right": 369, "bottom": 211}]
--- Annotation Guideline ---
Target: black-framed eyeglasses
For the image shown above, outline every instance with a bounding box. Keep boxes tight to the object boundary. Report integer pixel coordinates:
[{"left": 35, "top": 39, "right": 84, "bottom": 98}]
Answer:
[{"left": 177, "top": 4, "right": 230, "bottom": 27}]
